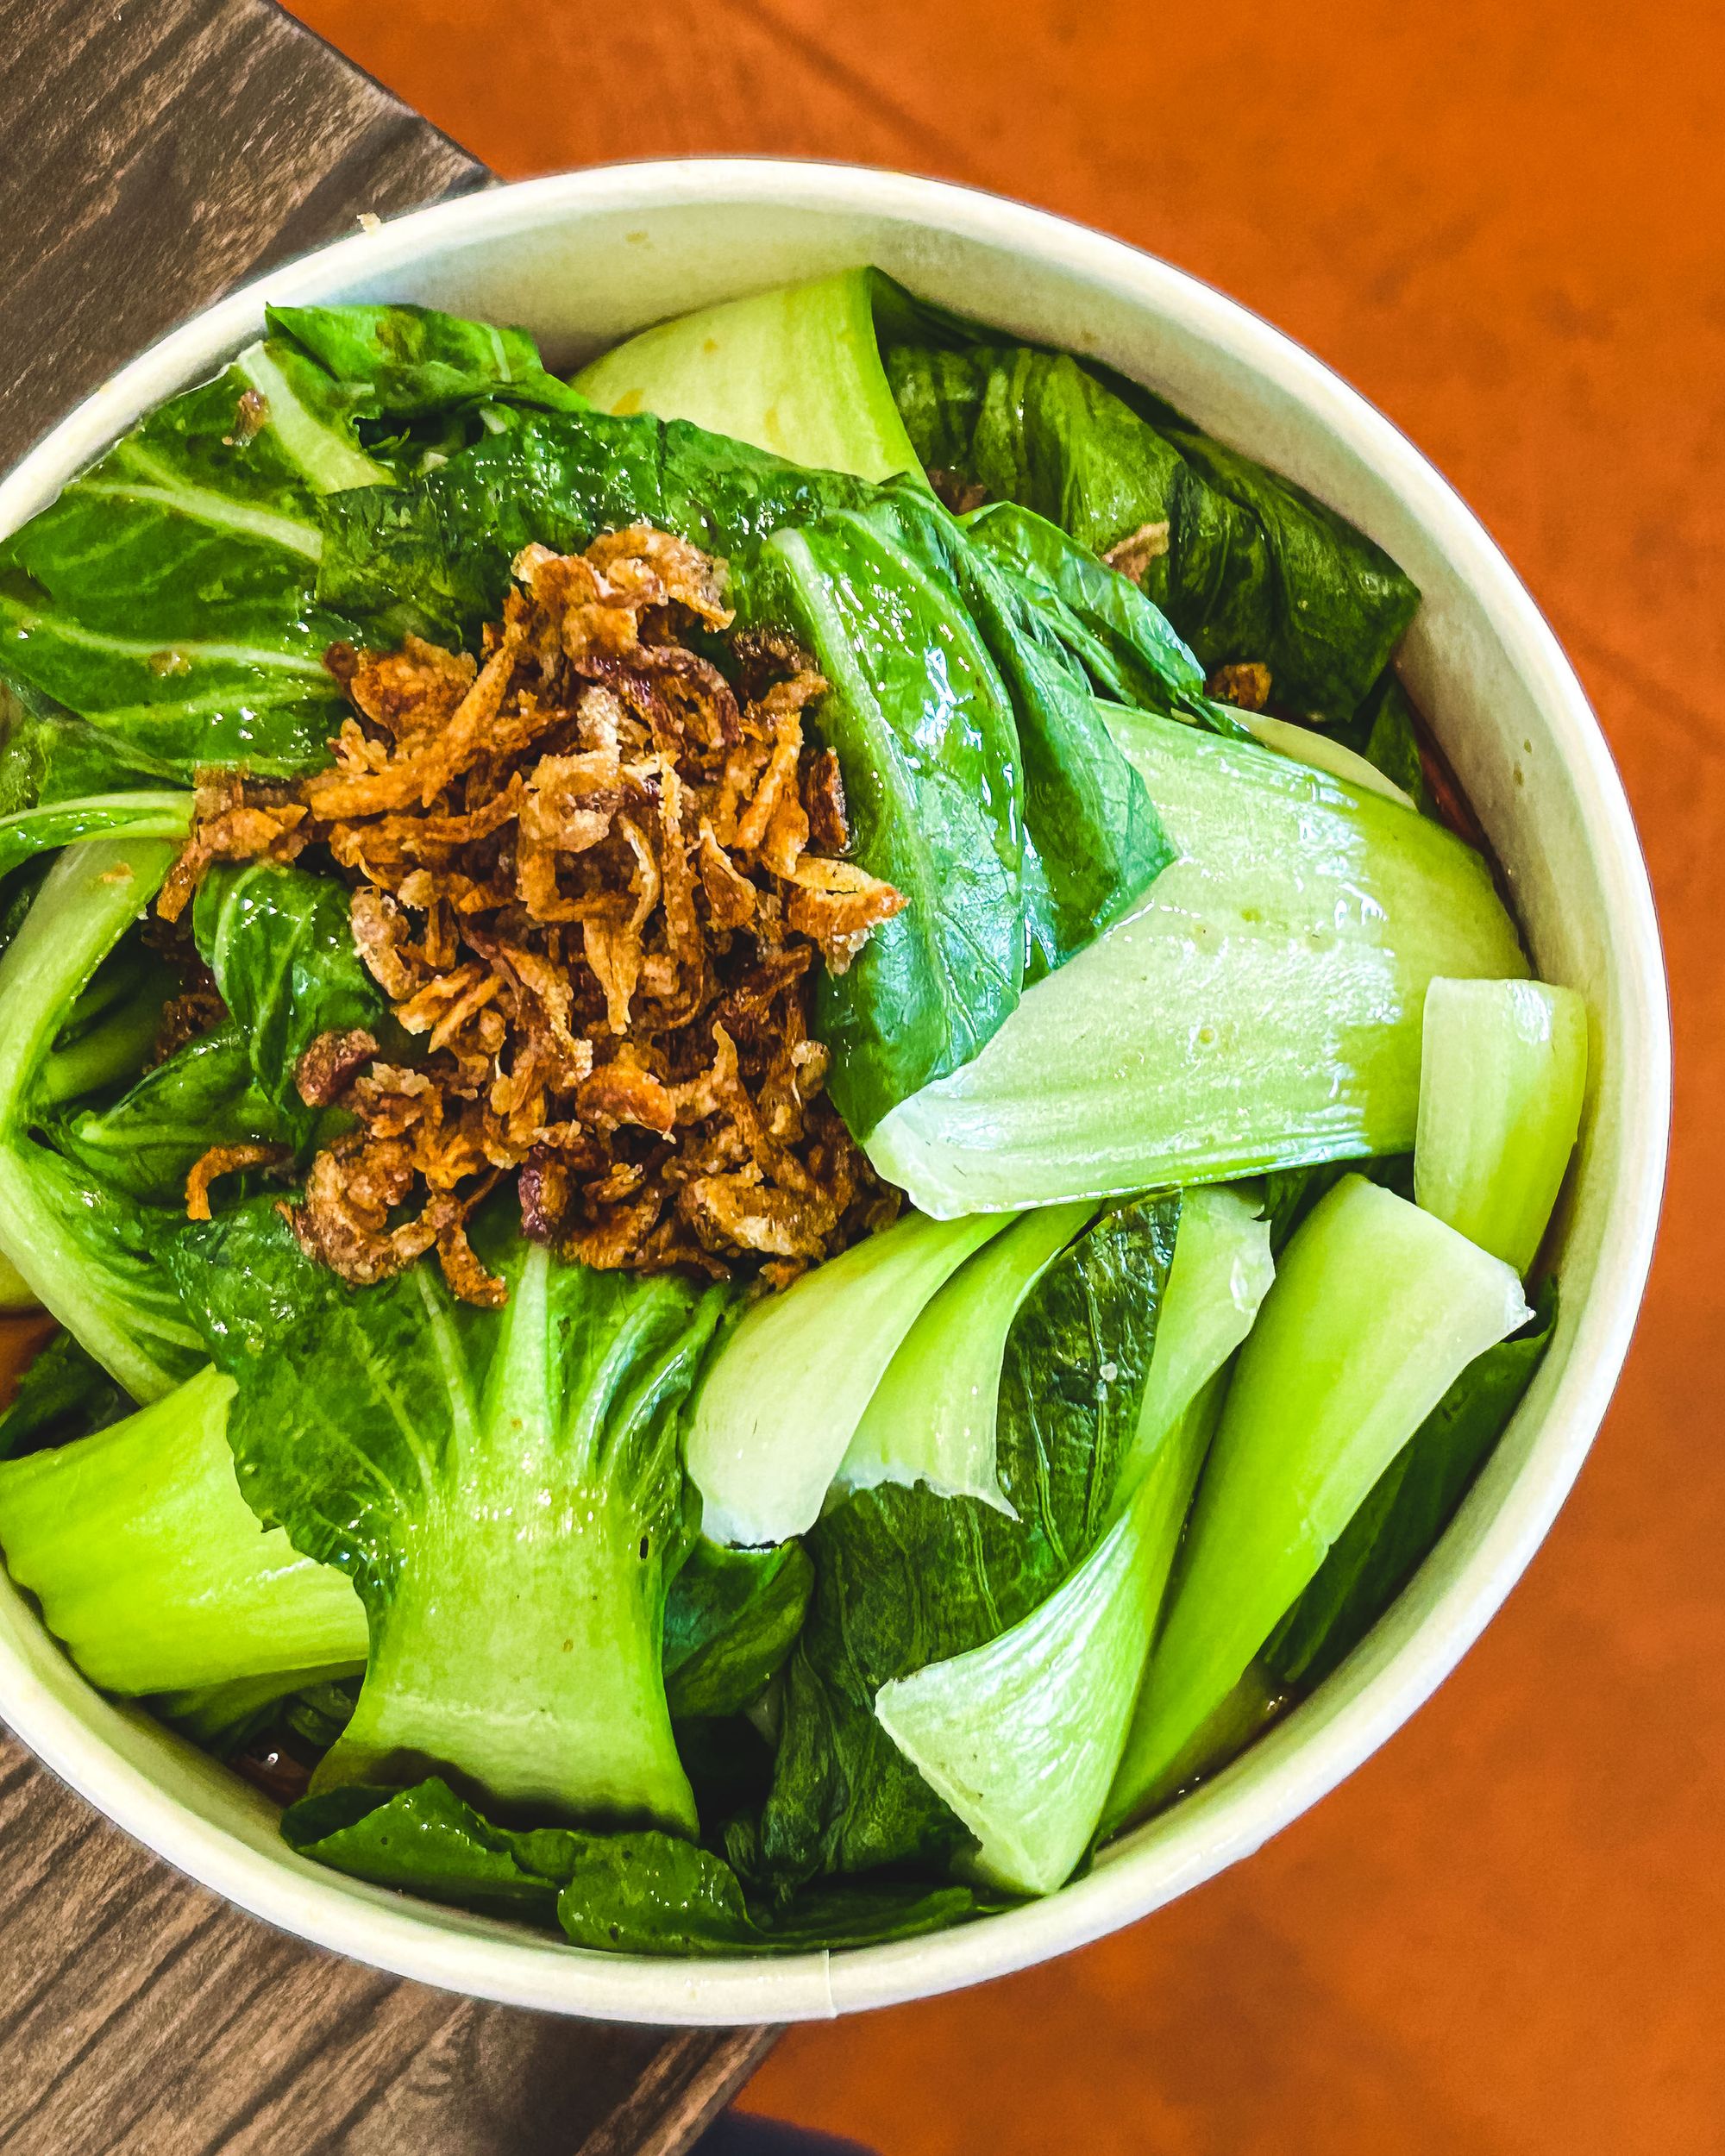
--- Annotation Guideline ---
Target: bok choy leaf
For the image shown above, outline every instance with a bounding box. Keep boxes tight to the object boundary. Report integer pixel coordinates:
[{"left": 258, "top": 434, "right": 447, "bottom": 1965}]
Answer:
[
  {"left": 191, "top": 858, "right": 388, "bottom": 1112},
  {"left": 1108, "top": 1176, "right": 1527, "bottom": 1827},
  {"left": 687, "top": 1208, "right": 1010, "bottom": 1546},
  {"left": 267, "top": 302, "right": 588, "bottom": 424},
  {"left": 169, "top": 1200, "right": 727, "bottom": 1832},
  {"left": 0, "top": 1363, "right": 367, "bottom": 1693},
  {"left": 735, "top": 1197, "right": 1178, "bottom": 1894},
  {"left": 61, "top": 857, "right": 390, "bottom": 1205},
  {"left": 1414, "top": 977, "right": 1588, "bottom": 1275},
  {"left": 1262, "top": 1282, "right": 1558, "bottom": 1691},
  {"left": 0, "top": 304, "right": 584, "bottom": 780},
  {"left": 878, "top": 1181, "right": 1276, "bottom": 1887},
  {"left": 869, "top": 705, "right": 1527, "bottom": 1214},
  {"left": 282, "top": 1776, "right": 1000, "bottom": 1951},
  {"left": 663, "top": 1539, "right": 814, "bottom": 1723},
  {"left": 0, "top": 342, "right": 384, "bottom": 777},
  {"left": 835, "top": 1199, "right": 1098, "bottom": 1514},
  {"left": 0, "top": 840, "right": 204, "bottom": 1399},
  {"left": 874, "top": 1455, "right": 1170, "bottom": 1898},
  {"left": 573, "top": 268, "right": 922, "bottom": 483},
  {"left": 0, "top": 790, "right": 193, "bottom": 885}
]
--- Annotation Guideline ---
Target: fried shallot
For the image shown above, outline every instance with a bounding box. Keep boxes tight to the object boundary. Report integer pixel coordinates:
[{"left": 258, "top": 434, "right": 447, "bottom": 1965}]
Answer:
[{"left": 168, "top": 524, "right": 906, "bottom": 1303}]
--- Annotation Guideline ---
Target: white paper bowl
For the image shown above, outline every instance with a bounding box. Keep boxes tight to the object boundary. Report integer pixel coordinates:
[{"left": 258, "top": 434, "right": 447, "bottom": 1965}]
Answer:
[{"left": 0, "top": 163, "right": 1669, "bottom": 2024}]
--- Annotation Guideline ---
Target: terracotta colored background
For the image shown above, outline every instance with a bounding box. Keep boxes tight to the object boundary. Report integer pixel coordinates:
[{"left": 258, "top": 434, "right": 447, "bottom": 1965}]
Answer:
[{"left": 172, "top": 1, "right": 1725, "bottom": 2146}]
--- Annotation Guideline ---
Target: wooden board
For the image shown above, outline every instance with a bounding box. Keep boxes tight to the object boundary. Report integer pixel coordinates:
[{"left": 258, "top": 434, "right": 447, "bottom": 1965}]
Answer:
[
  {"left": 0, "top": 1732, "right": 774, "bottom": 2156},
  {"left": 0, "top": 3, "right": 775, "bottom": 2146}
]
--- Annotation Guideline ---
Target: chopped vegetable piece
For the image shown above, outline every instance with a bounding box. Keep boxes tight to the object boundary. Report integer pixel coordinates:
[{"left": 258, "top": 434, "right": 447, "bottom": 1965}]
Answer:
[
  {"left": 0, "top": 1364, "right": 367, "bottom": 1692},
  {"left": 875, "top": 1470, "right": 1162, "bottom": 1896},
  {"left": 1263, "top": 1282, "right": 1559, "bottom": 1689},
  {"left": 687, "top": 1208, "right": 1012, "bottom": 1546},
  {"left": 836, "top": 1199, "right": 1098, "bottom": 1513},
  {"left": 1108, "top": 1175, "right": 1528, "bottom": 1824},
  {"left": 740, "top": 1198, "right": 1178, "bottom": 1890},
  {"left": 1415, "top": 977, "right": 1589, "bottom": 1274},
  {"left": 1232, "top": 708, "right": 1417, "bottom": 807},
  {"left": 171, "top": 1202, "right": 727, "bottom": 1833},
  {"left": 1120, "top": 1182, "right": 1275, "bottom": 1495},
  {"left": 574, "top": 270, "right": 922, "bottom": 484},
  {"left": 869, "top": 708, "right": 1527, "bottom": 1213},
  {"left": 872, "top": 1194, "right": 1267, "bottom": 1897},
  {"left": 0, "top": 840, "right": 204, "bottom": 1399}
]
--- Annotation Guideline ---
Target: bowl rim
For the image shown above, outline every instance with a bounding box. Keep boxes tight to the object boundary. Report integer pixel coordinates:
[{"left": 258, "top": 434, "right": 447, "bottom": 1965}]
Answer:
[{"left": 0, "top": 158, "right": 1671, "bottom": 2024}]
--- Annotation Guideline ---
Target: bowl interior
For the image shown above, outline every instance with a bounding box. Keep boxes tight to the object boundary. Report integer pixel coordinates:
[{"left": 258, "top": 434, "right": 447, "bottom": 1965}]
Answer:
[{"left": 0, "top": 164, "right": 1668, "bottom": 2022}]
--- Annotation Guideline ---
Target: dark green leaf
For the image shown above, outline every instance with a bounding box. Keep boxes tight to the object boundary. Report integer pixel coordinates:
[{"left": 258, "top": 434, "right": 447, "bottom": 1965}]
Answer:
[
  {"left": 962, "top": 499, "right": 1208, "bottom": 713},
  {"left": 1145, "top": 422, "right": 1420, "bottom": 722},
  {"left": 0, "top": 340, "right": 384, "bottom": 777},
  {"left": 284, "top": 1777, "right": 1003, "bottom": 1952},
  {"left": 170, "top": 1200, "right": 728, "bottom": 1828},
  {"left": 284, "top": 1676, "right": 362, "bottom": 1753},
  {"left": 315, "top": 404, "right": 876, "bottom": 643},
  {"left": 0, "top": 681, "right": 182, "bottom": 813},
  {"left": 664, "top": 1539, "right": 813, "bottom": 1721},
  {"left": 727, "top": 505, "right": 1025, "bottom": 1130},
  {"left": 267, "top": 303, "right": 587, "bottom": 423},
  {"left": 60, "top": 859, "right": 385, "bottom": 1205},
  {"left": 870, "top": 495, "right": 1172, "bottom": 975},
  {"left": 883, "top": 325, "right": 1418, "bottom": 721},
  {"left": 0, "top": 1330, "right": 130, "bottom": 1460},
  {"left": 743, "top": 1195, "right": 1180, "bottom": 1893},
  {"left": 284, "top": 1777, "right": 575, "bottom": 1917},
  {"left": 155, "top": 1671, "right": 303, "bottom": 1759},
  {"left": 191, "top": 859, "right": 387, "bottom": 1111},
  {"left": 58, "top": 1022, "right": 288, "bottom": 1204},
  {"left": 1263, "top": 1282, "right": 1559, "bottom": 1689}
]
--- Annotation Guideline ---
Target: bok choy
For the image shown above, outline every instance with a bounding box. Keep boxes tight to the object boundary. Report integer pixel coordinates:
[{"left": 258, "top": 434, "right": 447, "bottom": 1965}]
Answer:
[
  {"left": 0, "top": 273, "right": 1590, "bottom": 1962},
  {"left": 868, "top": 707, "right": 1527, "bottom": 1214}
]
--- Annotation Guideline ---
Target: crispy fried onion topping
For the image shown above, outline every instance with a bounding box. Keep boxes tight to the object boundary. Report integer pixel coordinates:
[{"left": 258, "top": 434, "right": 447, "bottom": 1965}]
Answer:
[
  {"left": 167, "top": 526, "right": 906, "bottom": 1303},
  {"left": 1204, "top": 661, "right": 1273, "bottom": 713},
  {"left": 1101, "top": 519, "right": 1171, "bottom": 583}
]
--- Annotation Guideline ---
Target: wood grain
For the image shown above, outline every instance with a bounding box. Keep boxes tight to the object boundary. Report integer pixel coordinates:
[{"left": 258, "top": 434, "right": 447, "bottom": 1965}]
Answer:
[
  {"left": 0, "top": 3, "right": 774, "bottom": 2147},
  {"left": 573, "top": 2030, "right": 786, "bottom": 2156},
  {"left": 0, "top": 1732, "right": 681, "bottom": 2155},
  {"left": 0, "top": 0, "right": 486, "bottom": 467}
]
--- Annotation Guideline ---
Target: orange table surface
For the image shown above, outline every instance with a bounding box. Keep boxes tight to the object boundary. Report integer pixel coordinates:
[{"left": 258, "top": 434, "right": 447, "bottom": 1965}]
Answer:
[{"left": 276, "top": 4, "right": 1721, "bottom": 2148}]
